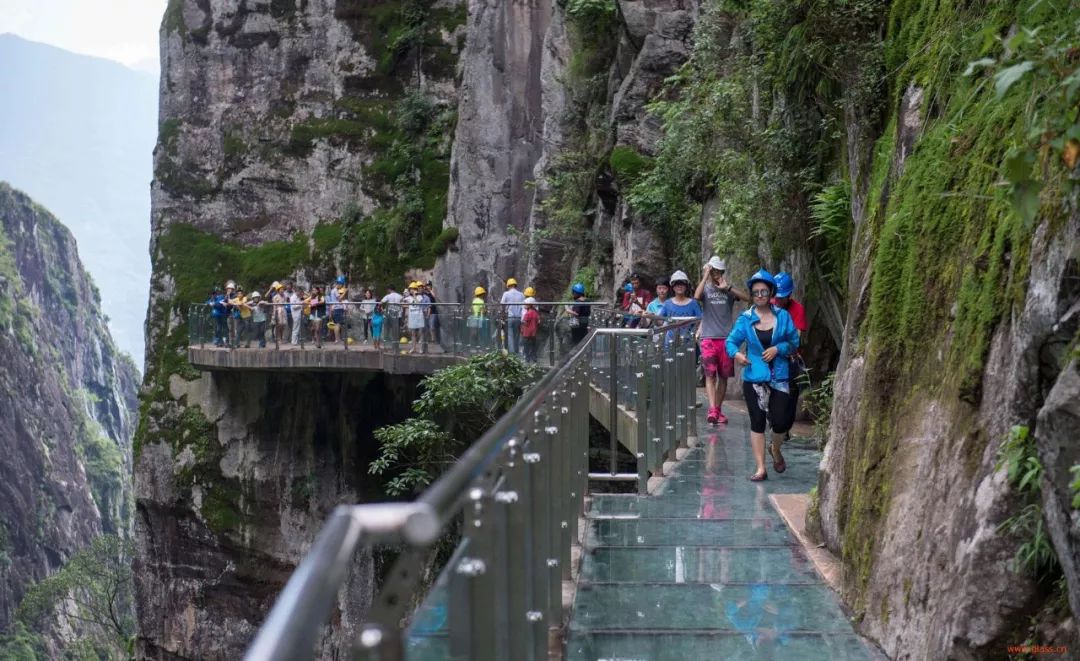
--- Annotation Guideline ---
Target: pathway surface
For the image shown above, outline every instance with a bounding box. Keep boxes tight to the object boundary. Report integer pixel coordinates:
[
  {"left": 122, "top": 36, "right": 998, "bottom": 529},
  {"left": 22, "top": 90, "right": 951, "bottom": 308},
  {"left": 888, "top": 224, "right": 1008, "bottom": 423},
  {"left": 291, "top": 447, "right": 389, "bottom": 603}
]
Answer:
[{"left": 566, "top": 398, "right": 880, "bottom": 660}]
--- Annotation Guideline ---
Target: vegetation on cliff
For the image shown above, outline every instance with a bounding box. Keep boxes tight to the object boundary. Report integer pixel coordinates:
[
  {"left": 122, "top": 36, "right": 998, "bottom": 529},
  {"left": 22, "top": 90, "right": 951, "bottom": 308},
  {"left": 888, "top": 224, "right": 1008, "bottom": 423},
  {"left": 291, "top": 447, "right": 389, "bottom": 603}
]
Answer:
[{"left": 370, "top": 352, "right": 543, "bottom": 495}]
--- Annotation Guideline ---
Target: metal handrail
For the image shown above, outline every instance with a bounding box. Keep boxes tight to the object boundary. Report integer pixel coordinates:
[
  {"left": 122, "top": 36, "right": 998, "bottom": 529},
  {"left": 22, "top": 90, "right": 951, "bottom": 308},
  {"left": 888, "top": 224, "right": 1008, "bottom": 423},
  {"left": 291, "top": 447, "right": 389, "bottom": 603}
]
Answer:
[{"left": 244, "top": 317, "right": 700, "bottom": 661}]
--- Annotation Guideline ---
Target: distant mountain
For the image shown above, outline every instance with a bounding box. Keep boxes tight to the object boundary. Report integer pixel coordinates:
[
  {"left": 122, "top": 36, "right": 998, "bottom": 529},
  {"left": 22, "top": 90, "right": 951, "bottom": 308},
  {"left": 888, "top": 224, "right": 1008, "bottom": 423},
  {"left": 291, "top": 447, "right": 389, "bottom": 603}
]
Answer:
[{"left": 0, "top": 33, "right": 157, "bottom": 363}]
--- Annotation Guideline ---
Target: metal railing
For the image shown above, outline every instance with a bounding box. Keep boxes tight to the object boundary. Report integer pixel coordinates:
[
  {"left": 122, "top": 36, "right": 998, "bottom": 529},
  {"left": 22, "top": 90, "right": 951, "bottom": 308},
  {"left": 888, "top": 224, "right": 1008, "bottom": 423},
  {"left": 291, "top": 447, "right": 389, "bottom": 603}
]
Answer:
[
  {"left": 244, "top": 318, "right": 700, "bottom": 661},
  {"left": 188, "top": 301, "right": 620, "bottom": 366}
]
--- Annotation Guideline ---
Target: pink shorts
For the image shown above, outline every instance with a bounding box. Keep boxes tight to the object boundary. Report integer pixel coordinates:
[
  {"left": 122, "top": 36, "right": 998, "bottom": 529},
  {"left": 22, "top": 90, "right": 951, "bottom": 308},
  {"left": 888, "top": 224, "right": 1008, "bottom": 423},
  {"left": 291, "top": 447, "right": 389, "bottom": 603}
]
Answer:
[{"left": 700, "top": 337, "right": 734, "bottom": 379}]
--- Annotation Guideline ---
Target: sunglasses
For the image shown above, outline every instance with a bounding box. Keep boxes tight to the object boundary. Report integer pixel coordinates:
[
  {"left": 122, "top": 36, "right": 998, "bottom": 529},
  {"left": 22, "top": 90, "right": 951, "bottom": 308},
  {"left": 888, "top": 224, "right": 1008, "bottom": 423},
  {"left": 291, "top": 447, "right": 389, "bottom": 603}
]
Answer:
[{"left": 751, "top": 289, "right": 771, "bottom": 297}]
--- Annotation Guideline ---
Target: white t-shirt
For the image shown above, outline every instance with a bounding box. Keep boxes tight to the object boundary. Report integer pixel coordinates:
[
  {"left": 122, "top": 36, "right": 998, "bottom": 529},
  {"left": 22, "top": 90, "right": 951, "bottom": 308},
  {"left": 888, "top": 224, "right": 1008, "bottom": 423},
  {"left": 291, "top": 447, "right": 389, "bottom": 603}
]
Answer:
[
  {"left": 501, "top": 288, "right": 526, "bottom": 318},
  {"left": 381, "top": 291, "right": 404, "bottom": 317}
]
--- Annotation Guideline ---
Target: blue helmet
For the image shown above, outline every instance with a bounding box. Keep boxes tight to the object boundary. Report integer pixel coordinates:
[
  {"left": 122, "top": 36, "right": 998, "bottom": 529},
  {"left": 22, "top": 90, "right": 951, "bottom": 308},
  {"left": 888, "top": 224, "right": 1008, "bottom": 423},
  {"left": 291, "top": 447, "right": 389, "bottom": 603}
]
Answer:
[
  {"left": 774, "top": 272, "right": 794, "bottom": 298},
  {"left": 623, "top": 282, "right": 635, "bottom": 293},
  {"left": 572, "top": 282, "right": 586, "bottom": 296},
  {"left": 746, "top": 269, "right": 776, "bottom": 297},
  {"left": 336, "top": 275, "right": 346, "bottom": 285}
]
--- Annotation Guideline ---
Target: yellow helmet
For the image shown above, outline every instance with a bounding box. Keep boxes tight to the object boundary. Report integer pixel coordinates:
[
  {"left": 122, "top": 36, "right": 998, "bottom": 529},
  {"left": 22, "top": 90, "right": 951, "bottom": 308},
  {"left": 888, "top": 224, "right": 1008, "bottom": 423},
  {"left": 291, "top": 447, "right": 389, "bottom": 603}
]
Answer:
[
  {"left": 271, "top": 281, "right": 282, "bottom": 290},
  {"left": 524, "top": 287, "right": 536, "bottom": 297},
  {"left": 474, "top": 286, "right": 486, "bottom": 297},
  {"left": 506, "top": 277, "right": 518, "bottom": 287}
]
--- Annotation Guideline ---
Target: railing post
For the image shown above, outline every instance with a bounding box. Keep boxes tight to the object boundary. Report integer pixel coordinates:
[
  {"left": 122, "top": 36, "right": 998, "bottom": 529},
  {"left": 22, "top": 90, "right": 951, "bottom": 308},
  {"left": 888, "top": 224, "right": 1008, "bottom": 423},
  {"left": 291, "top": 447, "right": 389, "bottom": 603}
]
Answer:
[
  {"left": 526, "top": 413, "right": 552, "bottom": 640},
  {"left": 608, "top": 334, "right": 618, "bottom": 477},
  {"left": 635, "top": 346, "right": 648, "bottom": 495},
  {"left": 450, "top": 487, "right": 497, "bottom": 661},
  {"left": 501, "top": 440, "right": 535, "bottom": 661},
  {"left": 540, "top": 406, "right": 563, "bottom": 636},
  {"left": 686, "top": 339, "right": 698, "bottom": 443},
  {"left": 649, "top": 343, "right": 664, "bottom": 478}
]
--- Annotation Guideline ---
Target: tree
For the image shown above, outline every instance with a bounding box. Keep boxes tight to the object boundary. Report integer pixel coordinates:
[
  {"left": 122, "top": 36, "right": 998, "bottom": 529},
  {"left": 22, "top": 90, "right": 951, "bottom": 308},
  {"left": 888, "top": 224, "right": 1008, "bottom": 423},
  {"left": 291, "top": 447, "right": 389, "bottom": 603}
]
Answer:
[
  {"left": 370, "top": 352, "right": 543, "bottom": 495},
  {"left": 15, "top": 534, "right": 135, "bottom": 658}
]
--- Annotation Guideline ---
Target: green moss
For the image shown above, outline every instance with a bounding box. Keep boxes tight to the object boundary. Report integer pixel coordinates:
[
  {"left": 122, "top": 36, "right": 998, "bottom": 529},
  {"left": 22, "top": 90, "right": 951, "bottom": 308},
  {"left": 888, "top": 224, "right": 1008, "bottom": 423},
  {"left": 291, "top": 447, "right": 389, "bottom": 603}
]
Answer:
[
  {"left": 159, "top": 118, "right": 183, "bottom": 152},
  {"left": 269, "top": 0, "right": 302, "bottom": 19},
  {"left": 156, "top": 157, "right": 219, "bottom": 200},
  {"left": 609, "top": 145, "right": 654, "bottom": 185},
  {"left": 223, "top": 133, "right": 247, "bottom": 159},
  {"left": 162, "top": 0, "right": 187, "bottom": 36},
  {"left": 286, "top": 118, "right": 369, "bottom": 158},
  {"left": 158, "top": 224, "right": 310, "bottom": 308},
  {"left": 835, "top": 0, "right": 1072, "bottom": 612},
  {"left": 312, "top": 221, "right": 343, "bottom": 254},
  {"left": 431, "top": 226, "right": 459, "bottom": 255}
]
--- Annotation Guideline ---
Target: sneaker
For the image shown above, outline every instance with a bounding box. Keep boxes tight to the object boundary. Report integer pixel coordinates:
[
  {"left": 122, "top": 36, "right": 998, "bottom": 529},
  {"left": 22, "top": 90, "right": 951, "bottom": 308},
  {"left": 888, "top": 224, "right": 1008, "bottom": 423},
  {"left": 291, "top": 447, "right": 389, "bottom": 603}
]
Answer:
[
  {"left": 717, "top": 411, "right": 728, "bottom": 424},
  {"left": 706, "top": 407, "right": 720, "bottom": 425}
]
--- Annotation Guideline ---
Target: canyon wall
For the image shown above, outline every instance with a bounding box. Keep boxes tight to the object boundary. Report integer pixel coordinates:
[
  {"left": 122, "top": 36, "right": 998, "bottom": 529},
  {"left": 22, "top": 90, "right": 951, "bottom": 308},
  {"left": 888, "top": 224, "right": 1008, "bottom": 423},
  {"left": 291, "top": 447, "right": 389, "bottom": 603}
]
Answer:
[{"left": 0, "top": 182, "right": 138, "bottom": 636}]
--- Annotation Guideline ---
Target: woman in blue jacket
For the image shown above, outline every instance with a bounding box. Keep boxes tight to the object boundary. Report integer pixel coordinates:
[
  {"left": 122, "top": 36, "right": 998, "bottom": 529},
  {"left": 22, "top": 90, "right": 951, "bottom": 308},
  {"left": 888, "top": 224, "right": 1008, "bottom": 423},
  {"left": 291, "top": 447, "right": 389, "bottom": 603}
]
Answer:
[{"left": 726, "top": 269, "right": 800, "bottom": 481}]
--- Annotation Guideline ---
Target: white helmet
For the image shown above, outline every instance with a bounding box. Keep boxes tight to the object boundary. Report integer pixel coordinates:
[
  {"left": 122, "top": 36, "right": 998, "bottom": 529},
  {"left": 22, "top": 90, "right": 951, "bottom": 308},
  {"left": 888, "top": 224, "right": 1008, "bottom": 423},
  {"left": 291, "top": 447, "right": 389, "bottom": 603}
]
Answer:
[{"left": 669, "top": 270, "right": 690, "bottom": 286}]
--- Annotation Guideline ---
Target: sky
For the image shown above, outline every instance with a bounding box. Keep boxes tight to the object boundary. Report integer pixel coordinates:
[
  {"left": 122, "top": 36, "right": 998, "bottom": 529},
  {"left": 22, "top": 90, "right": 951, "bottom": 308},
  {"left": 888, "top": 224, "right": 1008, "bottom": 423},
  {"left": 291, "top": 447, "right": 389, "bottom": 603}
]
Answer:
[{"left": 0, "top": 0, "right": 167, "bottom": 72}]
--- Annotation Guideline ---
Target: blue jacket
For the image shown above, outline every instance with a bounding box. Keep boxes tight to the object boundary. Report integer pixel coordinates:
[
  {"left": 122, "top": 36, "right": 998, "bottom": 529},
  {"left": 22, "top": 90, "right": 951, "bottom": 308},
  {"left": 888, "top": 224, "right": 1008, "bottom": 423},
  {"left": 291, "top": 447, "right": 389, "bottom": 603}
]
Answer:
[
  {"left": 208, "top": 294, "right": 228, "bottom": 318},
  {"left": 725, "top": 305, "right": 800, "bottom": 383}
]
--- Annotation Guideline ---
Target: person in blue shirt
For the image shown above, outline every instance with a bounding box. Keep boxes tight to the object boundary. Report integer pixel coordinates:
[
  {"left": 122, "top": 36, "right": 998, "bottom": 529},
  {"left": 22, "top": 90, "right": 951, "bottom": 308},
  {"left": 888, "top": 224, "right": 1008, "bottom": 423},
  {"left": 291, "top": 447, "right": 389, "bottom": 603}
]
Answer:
[
  {"left": 206, "top": 286, "right": 228, "bottom": 347},
  {"left": 725, "top": 269, "right": 800, "bottom": 481},
  {"left": 660, "top": 270, "right": 702, "bottom": 343}
]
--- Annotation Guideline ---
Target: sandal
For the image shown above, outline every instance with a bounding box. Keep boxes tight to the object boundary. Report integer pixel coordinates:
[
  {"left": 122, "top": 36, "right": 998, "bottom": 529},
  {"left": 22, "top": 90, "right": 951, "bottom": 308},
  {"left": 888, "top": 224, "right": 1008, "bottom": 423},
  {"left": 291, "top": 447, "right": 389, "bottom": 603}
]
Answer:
[
  {"left": 770, "top": 444, "right": 787, "bottom": 474},
  {"left": 749, "top": 471, "right": 768, "bottom": 482}
]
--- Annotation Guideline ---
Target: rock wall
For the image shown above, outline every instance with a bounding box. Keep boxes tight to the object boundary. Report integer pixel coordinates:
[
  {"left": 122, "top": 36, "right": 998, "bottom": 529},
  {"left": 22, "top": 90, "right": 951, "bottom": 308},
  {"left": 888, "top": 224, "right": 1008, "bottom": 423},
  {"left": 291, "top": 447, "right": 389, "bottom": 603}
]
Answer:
[
  {"left": 138, "top": 1, "right": 461, "bottom": 657},
  {"left": 438, "top": 0, "right": 698, "bottom": 301},
  {"left": 0, "top": 182, "right": 138, "bottom": 630},
  {"left": 136, "top": 370, "right": 420, "bottom": 658},
  {"left": 815, "top": 2, "right": 1080, "bottom": 657}
]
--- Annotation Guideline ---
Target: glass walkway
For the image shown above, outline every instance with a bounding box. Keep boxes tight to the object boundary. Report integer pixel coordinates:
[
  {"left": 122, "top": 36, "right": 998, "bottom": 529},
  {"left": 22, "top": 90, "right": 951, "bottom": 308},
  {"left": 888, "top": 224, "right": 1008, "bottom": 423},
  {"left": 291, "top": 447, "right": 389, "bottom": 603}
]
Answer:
[{"left": 567, "top": 401, "right": 881, "bottom": 659}]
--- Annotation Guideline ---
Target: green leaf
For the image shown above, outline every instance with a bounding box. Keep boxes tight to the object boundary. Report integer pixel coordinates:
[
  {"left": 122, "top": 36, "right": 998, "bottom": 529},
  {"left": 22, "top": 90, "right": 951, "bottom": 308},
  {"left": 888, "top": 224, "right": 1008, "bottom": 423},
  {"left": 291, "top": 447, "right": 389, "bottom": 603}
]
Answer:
[
  {"left": 1002, "top": 149, "right": 1036, "bottom": 184},
  {"left": 994, "top": 61, "right": 1035, "bottom": 98},
  {"left": 1011, "top": 182, "right": 1042, "bottom": 228}
]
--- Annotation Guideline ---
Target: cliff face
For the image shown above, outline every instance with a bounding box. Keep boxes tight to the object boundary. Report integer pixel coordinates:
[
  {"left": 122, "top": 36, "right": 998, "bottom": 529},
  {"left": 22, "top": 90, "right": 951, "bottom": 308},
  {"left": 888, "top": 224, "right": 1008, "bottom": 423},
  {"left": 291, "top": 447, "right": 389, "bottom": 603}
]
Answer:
[
  {"left": 0, "top": 182, "right": 138, "bottom": 630},
  {"left": 438, "top": 0, "right": 697, "bottom": 299},
  {"left": 815, "top": 2, "right": 1080, "bottom": 657},
  {"left": 138, "top": 1, "right": 463, "bottom": 657}
]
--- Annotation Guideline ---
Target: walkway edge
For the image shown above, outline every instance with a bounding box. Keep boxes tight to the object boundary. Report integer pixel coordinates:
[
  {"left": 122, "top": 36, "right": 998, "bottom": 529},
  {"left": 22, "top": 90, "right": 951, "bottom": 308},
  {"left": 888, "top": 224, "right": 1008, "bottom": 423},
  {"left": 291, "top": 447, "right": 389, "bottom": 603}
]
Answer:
[{"left": 769, "top": 493, "right": 843, "bottom": 594}]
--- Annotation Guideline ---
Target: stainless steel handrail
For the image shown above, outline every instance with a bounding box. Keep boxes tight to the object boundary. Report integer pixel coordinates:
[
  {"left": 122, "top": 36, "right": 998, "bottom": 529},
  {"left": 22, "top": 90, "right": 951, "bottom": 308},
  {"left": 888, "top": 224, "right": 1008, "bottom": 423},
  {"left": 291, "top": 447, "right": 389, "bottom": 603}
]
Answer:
[{"left": 244, "top": 318, "right": 700, "bottom": 661}]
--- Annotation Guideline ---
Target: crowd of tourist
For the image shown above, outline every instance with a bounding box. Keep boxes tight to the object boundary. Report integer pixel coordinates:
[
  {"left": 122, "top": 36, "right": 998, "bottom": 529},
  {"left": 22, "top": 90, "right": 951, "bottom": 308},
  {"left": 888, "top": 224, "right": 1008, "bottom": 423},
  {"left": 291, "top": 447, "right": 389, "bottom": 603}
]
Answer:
[
  {"left": 203, "top": 261, "right": 808, "bottom": 476},
  {"left": 205, "top": 277, "right": 449, "bottom": 353},
  {"left": 610, "top": 259, "right": 809, "bottom": 482}
]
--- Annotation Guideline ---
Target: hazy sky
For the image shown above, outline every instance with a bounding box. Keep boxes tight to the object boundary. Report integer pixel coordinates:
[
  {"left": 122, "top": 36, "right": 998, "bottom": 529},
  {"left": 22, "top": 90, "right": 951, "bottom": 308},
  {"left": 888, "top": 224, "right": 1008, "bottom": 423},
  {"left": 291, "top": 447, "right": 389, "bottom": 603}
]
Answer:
[{"left": 0, "top": 0, "right": 167, "bottom": 72}]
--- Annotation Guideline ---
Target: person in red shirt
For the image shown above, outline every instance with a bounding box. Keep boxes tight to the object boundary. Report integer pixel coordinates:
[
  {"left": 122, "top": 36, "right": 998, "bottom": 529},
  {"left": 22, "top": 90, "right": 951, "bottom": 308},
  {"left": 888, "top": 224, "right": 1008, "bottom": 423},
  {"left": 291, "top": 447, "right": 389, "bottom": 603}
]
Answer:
[
  {"left": 772, "top": 272, "right": 807, "bottom": 441},
  {"left": 521, "top": 297, "right": 541, "bottom": 363},
  {"left": 772, "top": 272, "right": 806, "bottom": 334},
  {"left": 620, "top": 273, "right": 653, "bottom": 318}
]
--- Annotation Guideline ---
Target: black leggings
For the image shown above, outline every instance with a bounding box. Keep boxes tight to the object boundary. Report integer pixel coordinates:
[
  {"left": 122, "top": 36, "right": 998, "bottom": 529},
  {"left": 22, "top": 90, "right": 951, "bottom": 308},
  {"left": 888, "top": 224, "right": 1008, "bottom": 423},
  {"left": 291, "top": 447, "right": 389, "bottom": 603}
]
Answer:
[{"left": 743, "top": 381, "right": 795, "bottom": 434}]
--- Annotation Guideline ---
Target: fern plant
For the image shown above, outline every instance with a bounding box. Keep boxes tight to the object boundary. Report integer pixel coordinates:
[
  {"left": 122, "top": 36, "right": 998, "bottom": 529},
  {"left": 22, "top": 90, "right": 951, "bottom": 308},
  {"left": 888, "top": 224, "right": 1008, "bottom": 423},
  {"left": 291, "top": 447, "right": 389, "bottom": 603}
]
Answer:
[
  {"left": 995, "top": 425, "right": 1060, "bottom": 581},
  {"left": 808, "top": 181, "right": 852, "bottom": 291}
]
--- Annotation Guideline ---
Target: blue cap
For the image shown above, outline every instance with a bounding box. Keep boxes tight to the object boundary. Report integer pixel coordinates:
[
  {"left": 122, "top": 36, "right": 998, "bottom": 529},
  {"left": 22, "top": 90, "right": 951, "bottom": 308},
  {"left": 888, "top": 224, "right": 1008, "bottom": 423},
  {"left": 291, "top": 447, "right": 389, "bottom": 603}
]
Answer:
[
  {"left": 336, "top": 275, "right": 346, "bottom": 285},
  {"left": 746, "top": 269, "right": 776, "bottom": 295},
  {"left": 572, "top": 282, "right": 586, "bottom": 296},
  {"left": 623, "top": 282, "right": 634, "bottom": 292},
  {"left": 774, "top": 272, "right": 794, "bottom": 298}
]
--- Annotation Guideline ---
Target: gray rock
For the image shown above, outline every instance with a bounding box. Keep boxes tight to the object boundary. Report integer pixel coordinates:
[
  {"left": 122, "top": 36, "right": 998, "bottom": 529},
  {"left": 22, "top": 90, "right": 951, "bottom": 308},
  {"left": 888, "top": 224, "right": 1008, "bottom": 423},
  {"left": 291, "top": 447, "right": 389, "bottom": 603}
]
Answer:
[
  {"left": 0, "top": 183, "right": 138, "bottom": 639},
  {"left": 1039, "top": 361, "right": 1080, "bottom": 620},
  {"left": 436, "top": 0, "right": 553, "bottom": 303}
]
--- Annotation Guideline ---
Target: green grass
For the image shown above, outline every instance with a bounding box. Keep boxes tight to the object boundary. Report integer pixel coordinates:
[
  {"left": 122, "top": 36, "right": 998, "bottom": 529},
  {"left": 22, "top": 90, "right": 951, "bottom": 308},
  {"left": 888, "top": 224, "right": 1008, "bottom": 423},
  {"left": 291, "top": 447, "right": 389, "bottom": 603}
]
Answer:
[{"left": 609, "top": 145, "right": 654, "bottom": 186}]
